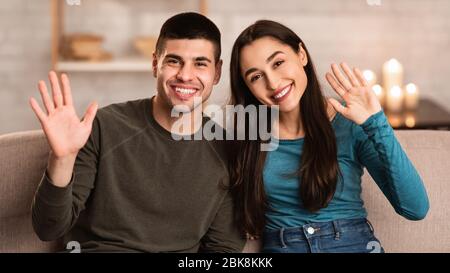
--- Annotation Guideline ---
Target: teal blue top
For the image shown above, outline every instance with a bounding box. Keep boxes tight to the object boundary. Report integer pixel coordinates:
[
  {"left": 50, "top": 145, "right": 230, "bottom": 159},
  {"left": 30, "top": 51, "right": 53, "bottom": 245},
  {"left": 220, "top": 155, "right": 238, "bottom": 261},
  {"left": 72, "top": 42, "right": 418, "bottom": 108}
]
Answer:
[{"left": 263, "top": 110, "right": 429, "bottom": 230}]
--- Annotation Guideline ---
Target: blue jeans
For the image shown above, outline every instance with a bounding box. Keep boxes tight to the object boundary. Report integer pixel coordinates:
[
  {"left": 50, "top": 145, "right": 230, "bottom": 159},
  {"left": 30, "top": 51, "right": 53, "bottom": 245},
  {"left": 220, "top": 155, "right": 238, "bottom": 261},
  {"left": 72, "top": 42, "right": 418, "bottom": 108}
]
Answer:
[{"left": 262, "top": 218, "right": 385, "bottom": 253}]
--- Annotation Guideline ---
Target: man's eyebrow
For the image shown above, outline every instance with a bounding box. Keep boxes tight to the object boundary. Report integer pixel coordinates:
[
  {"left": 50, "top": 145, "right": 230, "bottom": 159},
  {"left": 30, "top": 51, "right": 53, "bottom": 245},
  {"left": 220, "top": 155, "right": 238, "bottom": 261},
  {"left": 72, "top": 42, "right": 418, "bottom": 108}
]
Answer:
[
  {"left": 244, "top": 51, "right": 284, "bottom": 78},
  {"left": 195, "top": 56, "right": 212, "bottom": 63},
  {"left": 164, "top": 54, "right": 183, "bottom": 61}
]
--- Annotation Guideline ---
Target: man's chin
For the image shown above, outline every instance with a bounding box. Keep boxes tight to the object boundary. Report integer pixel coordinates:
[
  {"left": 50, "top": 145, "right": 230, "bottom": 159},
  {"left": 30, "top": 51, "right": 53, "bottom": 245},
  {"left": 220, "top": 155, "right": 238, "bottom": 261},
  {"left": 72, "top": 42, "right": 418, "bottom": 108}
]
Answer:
[{"left": 171, "top": 96, "right": 203, "bottom": 114}]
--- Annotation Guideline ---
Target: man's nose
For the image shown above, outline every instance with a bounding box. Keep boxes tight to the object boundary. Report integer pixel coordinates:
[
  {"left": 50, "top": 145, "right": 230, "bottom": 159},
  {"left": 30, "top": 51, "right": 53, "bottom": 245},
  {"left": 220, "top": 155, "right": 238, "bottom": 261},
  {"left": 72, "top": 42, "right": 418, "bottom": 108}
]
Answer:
[{"left": 176, "top": 64, "right": 194, "bottom": 82}]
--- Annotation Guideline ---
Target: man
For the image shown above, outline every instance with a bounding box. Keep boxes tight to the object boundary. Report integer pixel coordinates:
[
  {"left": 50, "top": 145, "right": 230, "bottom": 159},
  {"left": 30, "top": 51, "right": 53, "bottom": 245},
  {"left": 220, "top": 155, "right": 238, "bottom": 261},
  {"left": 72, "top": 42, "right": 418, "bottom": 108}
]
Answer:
[{"left": 29, "top": 12, "right": 245, "bottom": 252}]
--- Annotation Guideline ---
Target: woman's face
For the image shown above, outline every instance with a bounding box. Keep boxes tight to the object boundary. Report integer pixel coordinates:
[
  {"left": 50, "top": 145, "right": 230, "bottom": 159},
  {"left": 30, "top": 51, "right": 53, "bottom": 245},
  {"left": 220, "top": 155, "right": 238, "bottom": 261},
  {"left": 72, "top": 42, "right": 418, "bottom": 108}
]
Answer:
[{"left": 239, "top": 37, "right": 308, "bottom": 113}]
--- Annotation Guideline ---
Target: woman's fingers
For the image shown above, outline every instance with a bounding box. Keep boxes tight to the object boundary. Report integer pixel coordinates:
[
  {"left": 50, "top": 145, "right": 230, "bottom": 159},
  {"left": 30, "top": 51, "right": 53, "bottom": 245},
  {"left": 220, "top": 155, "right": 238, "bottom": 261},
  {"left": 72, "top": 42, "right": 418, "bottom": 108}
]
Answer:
[
  {"left": 38, "top": 80, "right": 55, "bottom": 114},
  {"left": 61, "top": 73, "right": 73, "bottom": 106},
  {"left": 328, "top": 97, "right": 347, "bottom": 115},
  {"left": 49, "top": 71, "right": 64, "bottom": 108},
  {"left": 340, "top": 62, "right": 360, "bottom": 87},
  {"left": 353, "top": 67, "right": 369, "bottom": 87},
  {"left": 29, "top": 97, "right": 47, "bottom": 124},
  {"left": 326, "top": 72, "right": 347, "bottom": 98},
  {"left": 331, "top": 63, "right": 353, "bottom": 91}
]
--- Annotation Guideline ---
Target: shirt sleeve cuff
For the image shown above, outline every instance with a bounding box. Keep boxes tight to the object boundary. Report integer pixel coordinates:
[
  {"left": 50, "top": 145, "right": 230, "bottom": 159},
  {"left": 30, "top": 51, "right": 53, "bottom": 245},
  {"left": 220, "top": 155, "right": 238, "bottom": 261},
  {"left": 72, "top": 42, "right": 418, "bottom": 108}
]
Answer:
[
  {"left": 36, "top": 170, "right": 74, "bottom": 206},
  {"left": 360, "top": 110, "right": 394, "bottom": 137}
]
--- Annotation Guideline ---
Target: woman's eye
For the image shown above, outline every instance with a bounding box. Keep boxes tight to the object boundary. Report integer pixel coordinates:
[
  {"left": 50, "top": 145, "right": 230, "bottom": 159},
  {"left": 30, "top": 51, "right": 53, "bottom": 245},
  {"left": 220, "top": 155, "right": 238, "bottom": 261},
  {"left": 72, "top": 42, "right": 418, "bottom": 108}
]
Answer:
[
  {"left": 274, "top": 60, "right": 284, "bottom": 68},
  {"left": 250, "top": 74, "right": 262, "bottom": 83}
]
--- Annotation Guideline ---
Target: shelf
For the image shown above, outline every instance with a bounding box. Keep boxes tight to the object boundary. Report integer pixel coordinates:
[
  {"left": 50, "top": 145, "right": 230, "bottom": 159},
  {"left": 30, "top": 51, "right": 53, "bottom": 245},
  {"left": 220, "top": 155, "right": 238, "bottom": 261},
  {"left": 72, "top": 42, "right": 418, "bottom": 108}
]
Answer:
[
  {"left": 57, "top": 57, "right": 152, "bottom": 72},
  {"left": 51, "top": 0, "right": 208, "bottom": 72}
]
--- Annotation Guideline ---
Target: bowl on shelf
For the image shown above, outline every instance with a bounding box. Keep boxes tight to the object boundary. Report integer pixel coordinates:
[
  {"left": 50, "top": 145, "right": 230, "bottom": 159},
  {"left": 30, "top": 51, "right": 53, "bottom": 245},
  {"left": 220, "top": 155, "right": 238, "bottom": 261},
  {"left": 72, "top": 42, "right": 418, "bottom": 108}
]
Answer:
[{"left": 134, "top": 36, "right": 157, "bottom": 58}]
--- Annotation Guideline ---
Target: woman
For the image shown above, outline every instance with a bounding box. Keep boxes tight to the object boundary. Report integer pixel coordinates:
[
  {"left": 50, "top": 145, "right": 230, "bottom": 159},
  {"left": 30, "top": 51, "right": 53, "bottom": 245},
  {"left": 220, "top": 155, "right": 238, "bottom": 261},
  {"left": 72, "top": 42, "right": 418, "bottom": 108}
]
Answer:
[{"left": 228, "top": 20, "right": 429, "bottom": 253}]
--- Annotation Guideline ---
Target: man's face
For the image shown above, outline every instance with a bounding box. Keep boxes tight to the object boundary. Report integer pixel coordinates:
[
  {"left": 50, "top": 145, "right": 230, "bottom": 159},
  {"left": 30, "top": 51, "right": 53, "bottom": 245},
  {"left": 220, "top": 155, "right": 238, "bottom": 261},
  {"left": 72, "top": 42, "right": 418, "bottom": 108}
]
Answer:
[{"left": 152, "top": 39, "right": 222, "bottom": 113}]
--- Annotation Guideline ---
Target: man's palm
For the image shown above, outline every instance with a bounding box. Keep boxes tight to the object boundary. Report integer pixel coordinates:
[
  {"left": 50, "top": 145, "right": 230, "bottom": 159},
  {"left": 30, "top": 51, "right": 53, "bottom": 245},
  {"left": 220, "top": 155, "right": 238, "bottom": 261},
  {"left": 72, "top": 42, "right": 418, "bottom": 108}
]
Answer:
[{"left": 30, "top": 71, "right": 97, "bottom": 158}]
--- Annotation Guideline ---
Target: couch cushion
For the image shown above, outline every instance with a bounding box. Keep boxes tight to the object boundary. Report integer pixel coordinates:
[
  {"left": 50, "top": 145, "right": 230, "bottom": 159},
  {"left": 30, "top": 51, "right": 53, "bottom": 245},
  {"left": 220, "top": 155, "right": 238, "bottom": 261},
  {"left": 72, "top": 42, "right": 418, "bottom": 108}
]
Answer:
[
  {"left": 243, "top": 130, "right": 450, "bottom": 253},
  {"left": 0, "top": 130, "right": 60, "bottom": 252},
  {"left": 362, "top": 130, "right": 450, "bottom": 253}
]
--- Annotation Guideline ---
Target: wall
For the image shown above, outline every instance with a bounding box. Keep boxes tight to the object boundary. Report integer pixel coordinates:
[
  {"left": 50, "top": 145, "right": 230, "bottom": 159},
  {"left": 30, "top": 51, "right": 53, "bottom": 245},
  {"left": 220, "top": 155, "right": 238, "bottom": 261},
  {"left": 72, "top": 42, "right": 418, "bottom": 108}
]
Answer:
[{"left": 1, "top": 0, "right": 449, "bottom": 134}]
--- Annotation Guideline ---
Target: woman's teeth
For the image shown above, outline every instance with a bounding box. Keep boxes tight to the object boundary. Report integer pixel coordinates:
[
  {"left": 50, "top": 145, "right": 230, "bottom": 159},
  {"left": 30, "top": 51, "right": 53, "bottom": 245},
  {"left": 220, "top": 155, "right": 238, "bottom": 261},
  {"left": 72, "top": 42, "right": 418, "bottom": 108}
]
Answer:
[
  {"left": 175, "top": 87, "right": 196, "bottom": 94},
  {"left": 274, "top": 85, "right": 291, "bottom": 99}
]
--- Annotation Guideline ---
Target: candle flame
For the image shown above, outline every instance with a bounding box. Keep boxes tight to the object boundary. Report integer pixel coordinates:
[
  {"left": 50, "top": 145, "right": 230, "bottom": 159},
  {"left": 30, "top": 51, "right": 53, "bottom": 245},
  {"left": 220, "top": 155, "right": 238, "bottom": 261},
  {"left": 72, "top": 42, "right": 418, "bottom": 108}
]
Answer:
[
  {"left": 406, "top": 83, "right": 418, "bottom": 94},
  {"left": 372, "top": 84, "right": 383, "bottom": 95},
  {"left": 387, "top": 58, "right": 402, "bottom": 72},
  {"left": 390, "top": 86, "right": 403, "bottom": 97}
]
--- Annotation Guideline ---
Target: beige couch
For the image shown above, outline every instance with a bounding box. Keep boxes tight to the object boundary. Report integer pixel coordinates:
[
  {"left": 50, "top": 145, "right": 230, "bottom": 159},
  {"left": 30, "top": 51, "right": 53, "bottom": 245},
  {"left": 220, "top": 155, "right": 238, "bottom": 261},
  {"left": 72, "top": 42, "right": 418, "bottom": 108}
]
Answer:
[{"left": 1, "top": 130, "right": 449, "bottom": 253}]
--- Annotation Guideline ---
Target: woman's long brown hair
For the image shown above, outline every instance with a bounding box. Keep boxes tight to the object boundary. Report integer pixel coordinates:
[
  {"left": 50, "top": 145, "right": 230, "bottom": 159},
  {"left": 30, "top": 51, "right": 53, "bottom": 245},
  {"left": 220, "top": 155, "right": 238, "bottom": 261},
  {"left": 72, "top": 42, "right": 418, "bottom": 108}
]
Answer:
[{"left": 228, "top": 20, "right": 342, "bottom": 236}]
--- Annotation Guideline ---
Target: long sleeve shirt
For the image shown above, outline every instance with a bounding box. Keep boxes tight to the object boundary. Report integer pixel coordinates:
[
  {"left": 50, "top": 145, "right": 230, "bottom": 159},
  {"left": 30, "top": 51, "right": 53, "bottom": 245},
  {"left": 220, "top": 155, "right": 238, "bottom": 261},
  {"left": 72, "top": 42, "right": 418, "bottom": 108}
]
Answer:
[
  {"left": 31, "top": 97, "right": 245, "bottom": 252},
  {"left": 263, "top": 110, "right": 430, "bottom": 230}
]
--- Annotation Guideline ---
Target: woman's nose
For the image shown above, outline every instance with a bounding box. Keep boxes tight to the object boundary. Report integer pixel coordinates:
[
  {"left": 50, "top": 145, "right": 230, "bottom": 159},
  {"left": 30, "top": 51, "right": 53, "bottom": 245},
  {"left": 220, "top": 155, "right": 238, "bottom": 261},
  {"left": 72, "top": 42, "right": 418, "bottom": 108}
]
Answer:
[{"left": 265, "top": 72, "right": 279, "bottom": 91}]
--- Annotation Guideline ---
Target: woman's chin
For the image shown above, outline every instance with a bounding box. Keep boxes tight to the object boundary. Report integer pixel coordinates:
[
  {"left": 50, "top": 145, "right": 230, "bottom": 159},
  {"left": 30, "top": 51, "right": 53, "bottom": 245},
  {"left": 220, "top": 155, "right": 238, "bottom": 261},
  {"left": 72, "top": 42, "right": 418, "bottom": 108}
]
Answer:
[{"left": 276, "top": 98, "right": 301, "bottom": 113}]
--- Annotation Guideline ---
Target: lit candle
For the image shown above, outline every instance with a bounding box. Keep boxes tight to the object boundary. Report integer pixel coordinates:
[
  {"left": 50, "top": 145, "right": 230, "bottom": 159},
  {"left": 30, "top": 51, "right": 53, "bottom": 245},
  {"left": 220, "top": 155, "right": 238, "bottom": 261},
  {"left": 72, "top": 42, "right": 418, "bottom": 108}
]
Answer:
[
  {"left": 405, "top": 113, "right": 416, "bottom": 128},
  {"left": 404, "top": 83, "right": 419, "bottom": 110},
  {"left": 386, "top": 85, "right": 404, "bottom": 112},
  {"left": 372, "top": 84, "right": 384, "bottom": 106},
  {"left": 382, "top": 58, "right": 403, "bottom": 92},
  {"left": 363, "top": 70, "right": 377, "bottom": 87}
]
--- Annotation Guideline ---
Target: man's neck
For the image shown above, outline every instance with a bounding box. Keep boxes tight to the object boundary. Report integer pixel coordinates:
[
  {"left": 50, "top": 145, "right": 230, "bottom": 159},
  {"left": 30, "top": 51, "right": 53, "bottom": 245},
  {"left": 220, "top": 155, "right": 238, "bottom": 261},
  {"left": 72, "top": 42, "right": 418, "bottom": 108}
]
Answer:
[{"left": 152, "top": 95, "right": 203, "bottom": 136}]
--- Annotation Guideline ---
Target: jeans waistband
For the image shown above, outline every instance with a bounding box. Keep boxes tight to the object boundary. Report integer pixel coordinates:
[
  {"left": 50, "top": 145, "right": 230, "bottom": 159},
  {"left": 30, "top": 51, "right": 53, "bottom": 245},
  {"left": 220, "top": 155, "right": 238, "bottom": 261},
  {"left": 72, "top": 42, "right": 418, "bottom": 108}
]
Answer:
[{"left": 263, "top": 218, "right": 374, "bottom": 246}]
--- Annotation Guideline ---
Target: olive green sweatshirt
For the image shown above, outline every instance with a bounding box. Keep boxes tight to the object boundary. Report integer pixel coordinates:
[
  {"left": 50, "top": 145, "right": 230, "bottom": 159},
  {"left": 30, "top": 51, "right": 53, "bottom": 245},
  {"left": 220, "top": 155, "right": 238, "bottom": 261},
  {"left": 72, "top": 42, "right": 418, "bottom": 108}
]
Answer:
[{"left": 31, "top": 97, "right": 245, "bottom": 253}]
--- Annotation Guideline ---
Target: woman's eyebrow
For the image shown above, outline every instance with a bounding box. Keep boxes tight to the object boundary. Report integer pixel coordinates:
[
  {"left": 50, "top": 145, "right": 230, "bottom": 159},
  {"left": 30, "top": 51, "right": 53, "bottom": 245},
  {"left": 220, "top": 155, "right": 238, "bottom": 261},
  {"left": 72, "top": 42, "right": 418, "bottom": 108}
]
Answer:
[
  {"left": 244, "top": 51, "right": 285, "bottom": 78},
  {"left": 266, "top": 51, "right": 284, "bottom": 63}
]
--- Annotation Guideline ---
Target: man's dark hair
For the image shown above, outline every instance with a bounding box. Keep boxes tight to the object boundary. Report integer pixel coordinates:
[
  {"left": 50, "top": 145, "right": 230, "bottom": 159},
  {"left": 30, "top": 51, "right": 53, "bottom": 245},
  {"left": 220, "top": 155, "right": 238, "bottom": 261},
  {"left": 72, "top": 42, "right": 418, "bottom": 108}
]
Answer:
[{"left": 155, "top": 12, "right": 221, "bottom": 63}]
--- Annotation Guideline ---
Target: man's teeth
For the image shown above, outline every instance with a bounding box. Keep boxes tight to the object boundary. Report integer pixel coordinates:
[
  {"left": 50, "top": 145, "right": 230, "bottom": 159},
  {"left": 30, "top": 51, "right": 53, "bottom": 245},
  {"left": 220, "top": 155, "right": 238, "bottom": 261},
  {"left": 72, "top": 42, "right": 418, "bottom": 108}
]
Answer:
[
  {"left": 274, "top": 85, "right": 291, "bottom": 99},
  {"left": 175, "top": 87, "right": 196, "bottom": 94}
]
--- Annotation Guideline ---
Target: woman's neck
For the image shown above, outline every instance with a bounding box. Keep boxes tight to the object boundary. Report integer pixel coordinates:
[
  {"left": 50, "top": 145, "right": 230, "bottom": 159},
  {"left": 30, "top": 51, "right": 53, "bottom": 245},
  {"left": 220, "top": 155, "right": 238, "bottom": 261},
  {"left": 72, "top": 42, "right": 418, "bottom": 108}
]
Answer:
[
  {"left": 278, "top": 105, "right": 305, "bottom": 139},
  {"left": 276, "top": 99, "right": 337, "bottom": 140}
]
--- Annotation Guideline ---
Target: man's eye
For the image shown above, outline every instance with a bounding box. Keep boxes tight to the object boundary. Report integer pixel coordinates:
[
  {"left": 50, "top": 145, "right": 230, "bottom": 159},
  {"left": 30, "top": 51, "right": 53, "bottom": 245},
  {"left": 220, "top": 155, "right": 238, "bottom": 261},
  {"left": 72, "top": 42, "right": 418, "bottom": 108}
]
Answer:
[
  {"left": 250, "top": 74, "right": 262, "bottom": 83},
  {"left": 167, "top": 59, "right": 180, "bottom": 64},
  {"left": 196, "top": 62, "right": 207, "bottom": 67},
  {"left": 274, "top": 60, "right": 284, "bottom": 68}
]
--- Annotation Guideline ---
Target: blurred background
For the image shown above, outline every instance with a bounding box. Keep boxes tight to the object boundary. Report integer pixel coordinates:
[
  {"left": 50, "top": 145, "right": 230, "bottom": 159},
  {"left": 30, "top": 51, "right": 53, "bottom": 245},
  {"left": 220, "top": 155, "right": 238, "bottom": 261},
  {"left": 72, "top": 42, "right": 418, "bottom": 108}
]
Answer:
[{"left": 1, "top": 0, "right": 449, "bottom": 135}]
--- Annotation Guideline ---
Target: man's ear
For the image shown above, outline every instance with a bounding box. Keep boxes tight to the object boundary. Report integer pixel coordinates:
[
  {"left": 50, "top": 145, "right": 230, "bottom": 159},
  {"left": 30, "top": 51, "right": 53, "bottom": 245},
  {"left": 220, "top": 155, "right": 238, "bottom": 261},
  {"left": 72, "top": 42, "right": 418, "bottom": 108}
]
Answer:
[
  {"left": 152, "top": 52, "right": 158, "bottom": 78},
  {"left": 298, "top": 43, "right": 308, "bottom": 67},
  {"left": 213, "top": 59, "right": 223, "bottom": 85}
]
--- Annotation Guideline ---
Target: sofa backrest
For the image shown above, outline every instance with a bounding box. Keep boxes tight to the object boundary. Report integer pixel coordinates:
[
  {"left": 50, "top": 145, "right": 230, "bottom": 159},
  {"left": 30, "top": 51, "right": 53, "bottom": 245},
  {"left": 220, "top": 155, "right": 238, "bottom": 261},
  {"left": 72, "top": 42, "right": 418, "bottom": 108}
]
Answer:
[
  {"left": 243, "top": 130, "right": 450, "bottom": 253},
  {"left": 361, "top": 130, "right": 450, "bottom": 253},
  {"left": 1, "top": 130, "right": 450, "bottom": 252},
  {"left": 0, "top": 130, "right": 59, "bottom": 252}
]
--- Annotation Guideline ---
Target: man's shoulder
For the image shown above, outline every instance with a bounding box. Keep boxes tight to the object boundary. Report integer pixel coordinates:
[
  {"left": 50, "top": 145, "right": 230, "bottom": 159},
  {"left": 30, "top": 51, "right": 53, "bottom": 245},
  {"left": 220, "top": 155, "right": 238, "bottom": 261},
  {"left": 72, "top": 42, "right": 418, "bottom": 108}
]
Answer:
[{"left": 95, "top": 98, "right": 150, "bottom": 127}]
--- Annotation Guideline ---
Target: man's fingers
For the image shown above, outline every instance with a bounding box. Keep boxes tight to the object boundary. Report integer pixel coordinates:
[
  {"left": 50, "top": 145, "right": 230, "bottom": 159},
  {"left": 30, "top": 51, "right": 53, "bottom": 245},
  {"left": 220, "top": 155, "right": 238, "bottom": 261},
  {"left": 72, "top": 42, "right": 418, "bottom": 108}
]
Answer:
[
  {"left": 38, "top": 81, "right": 55, "bottom": 114},
  {"left": 82, "top": 101, "right": 98, "bottom": 128},
  {"left": 49, "top": 71, "right": 63, "bottom": 108},
  {"left": 61, "top": 73, "right": 74, "bottom": 106},
  {"left": 29, "top": 97, "right": 47, "bottom": 124}
]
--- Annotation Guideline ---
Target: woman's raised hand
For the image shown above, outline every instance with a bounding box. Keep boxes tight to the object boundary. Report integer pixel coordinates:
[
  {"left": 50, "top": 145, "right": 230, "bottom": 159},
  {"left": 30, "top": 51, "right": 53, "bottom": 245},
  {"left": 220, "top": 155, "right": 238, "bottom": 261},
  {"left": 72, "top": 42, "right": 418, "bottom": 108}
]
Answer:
[{"left": 325, "top": 63, "right": 382, "bottom": 125}]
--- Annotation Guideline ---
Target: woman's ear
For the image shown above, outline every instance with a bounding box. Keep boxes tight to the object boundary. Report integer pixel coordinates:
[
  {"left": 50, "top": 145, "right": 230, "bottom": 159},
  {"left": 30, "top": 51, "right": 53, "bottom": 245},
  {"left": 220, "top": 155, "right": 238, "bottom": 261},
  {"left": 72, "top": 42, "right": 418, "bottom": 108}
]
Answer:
[{"left": 298, "top": 43, "right": 308, "bottom": 67}]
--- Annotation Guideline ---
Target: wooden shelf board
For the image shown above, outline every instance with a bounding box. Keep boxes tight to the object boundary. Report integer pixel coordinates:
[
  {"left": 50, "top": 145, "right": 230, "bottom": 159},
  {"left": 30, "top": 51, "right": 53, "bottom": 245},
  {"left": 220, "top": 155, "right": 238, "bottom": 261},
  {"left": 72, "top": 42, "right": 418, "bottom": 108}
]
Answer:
[{"left": 57, "top": 57, "right": 152, "bottom": 72}]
